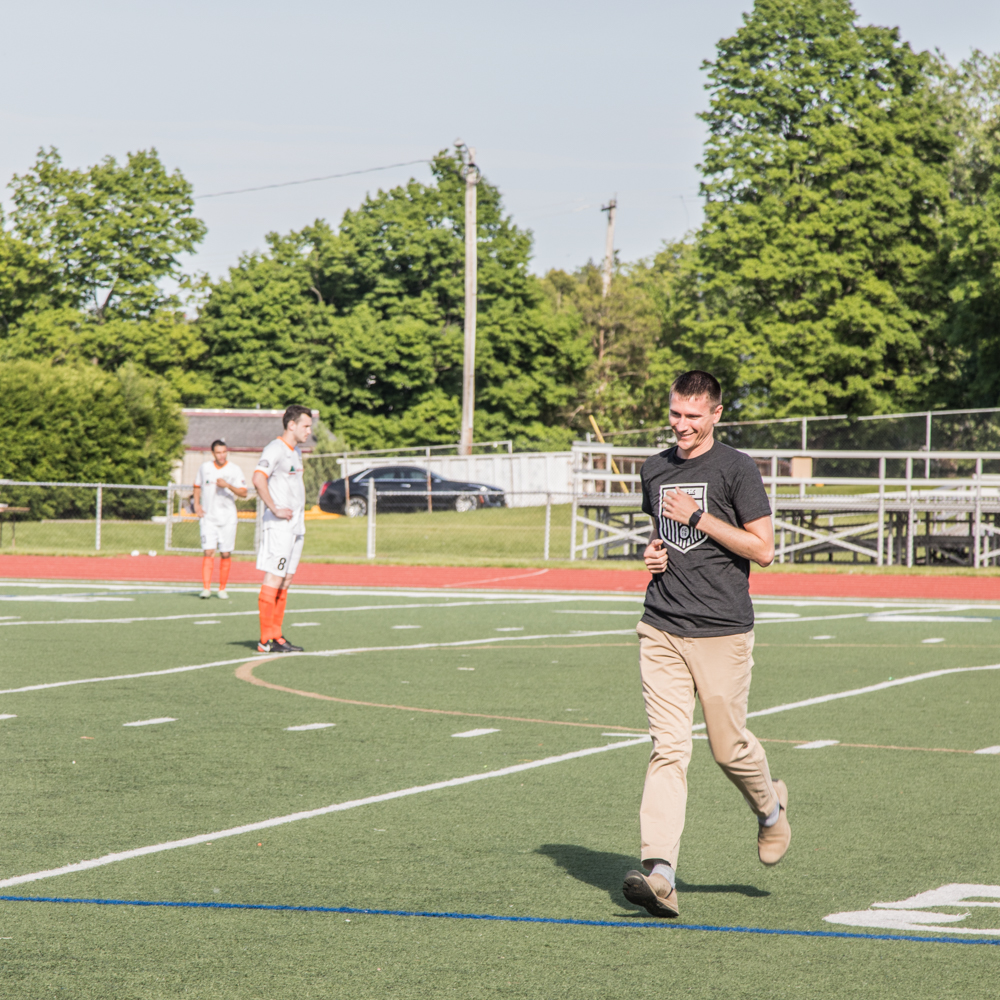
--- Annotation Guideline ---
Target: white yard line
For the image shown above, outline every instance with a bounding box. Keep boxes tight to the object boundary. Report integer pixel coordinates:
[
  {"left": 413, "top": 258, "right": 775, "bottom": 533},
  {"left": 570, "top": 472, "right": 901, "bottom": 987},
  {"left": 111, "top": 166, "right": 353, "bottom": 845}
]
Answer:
[
  {"left": 0, "top": 597, "right": 580, "bottom": 629},
  {"left": 732, "top": 663, "right": 1000, "bottom": 725},
  {"left": 0, "top": 737, "right": 649, "bottom": 889},
  {"left": 0, "top": 630, "right": 637, "bottom": 696}
]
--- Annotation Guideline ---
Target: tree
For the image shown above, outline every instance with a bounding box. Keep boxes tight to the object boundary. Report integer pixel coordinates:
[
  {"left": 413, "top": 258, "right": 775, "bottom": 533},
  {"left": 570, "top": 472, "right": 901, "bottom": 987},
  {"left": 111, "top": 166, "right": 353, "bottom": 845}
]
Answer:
[
  {"left": 197, "top": 152, "right": 590, "bottom": 450},
  {"left": 0, "top": 359, "right": 186, "bottom": 517},
  {"left": 8, "top": 147, "right": 205, "bottom": 320},
  {"left": 0, "top": 307, "right": 212, "bottom": 403},
  {"left": 541, "top": 242, "right": 692, "bottom": 434},
  {"left": 679, "top": 0, "right": 954, "bottom": 419},
  {"left": 933, "top": 50, "right": 1000, "bottom": 407}
]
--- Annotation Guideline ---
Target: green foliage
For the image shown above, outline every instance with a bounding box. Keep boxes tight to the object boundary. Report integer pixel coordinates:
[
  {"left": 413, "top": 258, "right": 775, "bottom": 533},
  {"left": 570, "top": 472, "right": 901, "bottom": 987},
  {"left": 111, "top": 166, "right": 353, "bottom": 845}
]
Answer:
[
  {"left": 197, "top": 152, "right": 591, "bottom": 450},
  {"left": 0, "top": 359, "right": 186, "bottom": 517},
  {"left": 678, "top": 0, "right": 954, "bottom": 419},
  {"left": 932, "top": 51, "right": 1000, "bottom": 406},
  {"left": 0, "top": 230, "right": 63, "bottom": 333},
  {"left": 0, "top": 307, "right": 212, "bottom": 403},
  {"left": 540, "top": 242, "right": 691, "bottom": 434},
  {"left": 8, "top": 147, "right": 205, "bottom": 320}
]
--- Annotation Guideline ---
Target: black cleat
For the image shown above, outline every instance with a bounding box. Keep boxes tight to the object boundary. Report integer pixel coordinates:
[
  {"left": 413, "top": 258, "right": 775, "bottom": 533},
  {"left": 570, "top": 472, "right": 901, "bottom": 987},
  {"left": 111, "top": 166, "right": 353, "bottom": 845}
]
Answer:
[{"left": 272, "top": 637, "right": 304, "bottom": 653}]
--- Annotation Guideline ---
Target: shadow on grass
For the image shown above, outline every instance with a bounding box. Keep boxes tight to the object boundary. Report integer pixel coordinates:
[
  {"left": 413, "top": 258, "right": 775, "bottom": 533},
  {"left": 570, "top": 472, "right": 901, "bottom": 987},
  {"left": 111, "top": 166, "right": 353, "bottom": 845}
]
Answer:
[{"left": 536, "top": 843, "right": 769, "bottom": 912}]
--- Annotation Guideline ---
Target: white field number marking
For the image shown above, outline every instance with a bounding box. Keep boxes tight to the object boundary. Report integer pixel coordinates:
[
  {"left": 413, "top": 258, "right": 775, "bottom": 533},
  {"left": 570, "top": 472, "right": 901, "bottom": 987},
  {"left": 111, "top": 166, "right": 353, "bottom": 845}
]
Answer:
[
  {"left": 795, "top": 740, "right": 840, "bottom": 750},
  {"left": 825, "top": 884, "right": 1000, "bottom": 934},
  {"left": 285, "top": 723, "right": 336, "bottom": 731},
  {"left": 193, "top": 621, "right": 220, "bottom": 626},
  {"left": 392, "top": 625, "right": 421, "bottom": 630},
  {"left": 290, "top": 623, "right": 321, "bottom": 627},
  {"left": 123, "top": 718, "right": 177, "bottom": 727},
  {"left": 452, "top": 728, "right": 500, "bottom": 738},
  {"left": 922, "top": 638, "right": 946, "bottom": 644},
  {"left": 0, "top": 737, "right": 649, "bottom": 889},
  {"left": 0, "top": 714, "right": 16, "bottom": 721}
]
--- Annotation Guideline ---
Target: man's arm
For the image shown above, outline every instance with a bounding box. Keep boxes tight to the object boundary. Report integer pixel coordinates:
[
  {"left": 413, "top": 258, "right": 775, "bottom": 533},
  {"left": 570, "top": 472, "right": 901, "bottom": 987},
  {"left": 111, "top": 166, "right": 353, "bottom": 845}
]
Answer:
[
  {"left": 217, "top": 477, "right": 248, "bottom": 499},
  {"left": 193, "top": 484, "right": 203, "bottom": 518},
  {"left": 252, "top": 470, "right": 293, "bottom": 520},
  {"left": 660, "top": 488, "right": 774, "bottom": 567}
]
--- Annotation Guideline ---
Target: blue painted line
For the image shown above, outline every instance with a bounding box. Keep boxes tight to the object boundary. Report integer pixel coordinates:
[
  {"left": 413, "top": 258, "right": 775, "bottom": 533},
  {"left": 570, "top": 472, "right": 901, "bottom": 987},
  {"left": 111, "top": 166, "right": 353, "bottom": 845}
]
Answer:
[{"left": 1, "top": 894, "right": 999, "bottom": 945}]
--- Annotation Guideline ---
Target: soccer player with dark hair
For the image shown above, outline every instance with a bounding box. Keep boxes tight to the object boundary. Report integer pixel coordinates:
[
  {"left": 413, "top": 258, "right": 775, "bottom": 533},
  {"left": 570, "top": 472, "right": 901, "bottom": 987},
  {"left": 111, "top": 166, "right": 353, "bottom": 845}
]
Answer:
[
  {"left": 193, "top": 439, "right": 248, "bottom": 599},
  {"left": 622, "top": 371, "right": 789, "bottom": 920},
  {"left": 251, "top": 405, "right": 313, "bottom": 653}
]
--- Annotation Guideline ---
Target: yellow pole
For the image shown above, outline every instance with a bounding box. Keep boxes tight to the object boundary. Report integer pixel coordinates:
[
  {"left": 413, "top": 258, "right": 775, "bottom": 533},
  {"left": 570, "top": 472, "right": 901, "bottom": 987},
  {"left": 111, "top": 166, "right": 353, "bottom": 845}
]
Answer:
[{"left": 588, "top": 415, "right": 629, "bottom": 493}]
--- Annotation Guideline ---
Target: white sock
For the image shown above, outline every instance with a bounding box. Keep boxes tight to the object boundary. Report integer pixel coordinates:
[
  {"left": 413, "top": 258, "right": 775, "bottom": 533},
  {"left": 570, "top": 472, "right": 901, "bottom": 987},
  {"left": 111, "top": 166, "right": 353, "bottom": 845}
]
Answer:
[
  {"left": 759, "top": 801, "right": 781, "bottom": 828},
  {"left": 650, "top": 862, "right": 675, "bottom": 888}
]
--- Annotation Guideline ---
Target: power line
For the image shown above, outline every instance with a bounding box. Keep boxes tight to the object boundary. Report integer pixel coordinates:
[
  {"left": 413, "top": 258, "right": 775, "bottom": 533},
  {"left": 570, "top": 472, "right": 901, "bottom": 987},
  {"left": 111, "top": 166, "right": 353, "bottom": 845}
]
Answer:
[{"left": 196, "top": 160, "right": 431, "bottom": 199}]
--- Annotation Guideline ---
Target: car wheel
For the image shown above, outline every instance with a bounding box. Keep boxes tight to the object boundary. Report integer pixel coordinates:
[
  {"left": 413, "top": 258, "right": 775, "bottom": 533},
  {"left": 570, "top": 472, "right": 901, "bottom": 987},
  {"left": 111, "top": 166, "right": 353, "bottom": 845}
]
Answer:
[
  {"left": 346, "top": 497, "right": 367, "bottom": 517},
  {"left": 454, "top": 493, "right": 477, "bottom": 513}
]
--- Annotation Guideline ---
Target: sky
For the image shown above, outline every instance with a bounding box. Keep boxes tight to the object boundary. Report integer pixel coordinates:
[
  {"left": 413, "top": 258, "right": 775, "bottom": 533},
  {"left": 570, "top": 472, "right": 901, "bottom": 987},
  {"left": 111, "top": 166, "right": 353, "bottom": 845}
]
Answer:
[{"left": 2, "top": 1, "right": 999, "bottom": 280}]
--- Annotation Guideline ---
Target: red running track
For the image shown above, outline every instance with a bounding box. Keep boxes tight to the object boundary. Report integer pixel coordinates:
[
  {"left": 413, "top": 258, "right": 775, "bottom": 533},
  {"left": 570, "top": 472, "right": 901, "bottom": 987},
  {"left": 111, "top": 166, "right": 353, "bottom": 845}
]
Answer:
[{"left": 1, "top": 553, "right": 998, "bottom": 599}]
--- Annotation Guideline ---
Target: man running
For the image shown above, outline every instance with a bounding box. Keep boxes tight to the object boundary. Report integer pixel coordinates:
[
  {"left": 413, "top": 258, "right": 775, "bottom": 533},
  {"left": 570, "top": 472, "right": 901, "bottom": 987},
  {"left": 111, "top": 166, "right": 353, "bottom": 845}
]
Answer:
[
  {"left": 193, "top": 439, "right": 248, "bottom": 599},
  {"left": 252, "top": 405, "right": 312, "bottom": 653},
  {"left": 622, "top": 370, "right": 789, "bottom": 920}
]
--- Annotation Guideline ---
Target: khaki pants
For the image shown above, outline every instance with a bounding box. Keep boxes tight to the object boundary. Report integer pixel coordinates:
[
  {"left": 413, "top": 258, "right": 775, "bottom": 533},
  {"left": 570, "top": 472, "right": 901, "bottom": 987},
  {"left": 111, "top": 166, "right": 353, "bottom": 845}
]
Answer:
[{"left": 636, "top": 620, "right": 778, "bottom": 869}]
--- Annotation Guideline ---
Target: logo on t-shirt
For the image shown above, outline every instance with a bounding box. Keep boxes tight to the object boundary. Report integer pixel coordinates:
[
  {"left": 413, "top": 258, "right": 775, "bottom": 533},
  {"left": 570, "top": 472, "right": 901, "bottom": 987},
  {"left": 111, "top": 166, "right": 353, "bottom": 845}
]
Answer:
[{"left": 658, "top": 482, "right": 708, "bottom": 553}]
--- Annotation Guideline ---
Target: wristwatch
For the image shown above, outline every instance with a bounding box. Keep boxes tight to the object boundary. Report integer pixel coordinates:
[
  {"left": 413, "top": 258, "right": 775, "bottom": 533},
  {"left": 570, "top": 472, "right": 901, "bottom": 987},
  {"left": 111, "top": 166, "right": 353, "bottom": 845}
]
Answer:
[{"left": 688, "top": 509, "right": 704, "bottom": 530}]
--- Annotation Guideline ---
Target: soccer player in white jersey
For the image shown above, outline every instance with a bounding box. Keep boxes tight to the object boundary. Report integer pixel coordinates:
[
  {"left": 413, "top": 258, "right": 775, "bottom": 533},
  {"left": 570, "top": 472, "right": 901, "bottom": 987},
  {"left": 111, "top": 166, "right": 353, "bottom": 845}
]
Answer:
[
  {"left": 193, "top": 440, "right": 248, "bottom": 599},
  {"left": 252, "top": 405, "right": 312, "bottom": 653}
]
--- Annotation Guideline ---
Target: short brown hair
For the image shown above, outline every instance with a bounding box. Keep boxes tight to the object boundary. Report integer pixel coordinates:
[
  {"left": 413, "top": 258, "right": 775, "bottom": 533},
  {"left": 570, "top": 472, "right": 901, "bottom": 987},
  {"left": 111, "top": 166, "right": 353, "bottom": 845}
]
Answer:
[
  {"left": 283, "top": 405, "right": 312, "bottom": 428},
  {"left": 670, "top": 370, "right": 722, "bottom": 408}
]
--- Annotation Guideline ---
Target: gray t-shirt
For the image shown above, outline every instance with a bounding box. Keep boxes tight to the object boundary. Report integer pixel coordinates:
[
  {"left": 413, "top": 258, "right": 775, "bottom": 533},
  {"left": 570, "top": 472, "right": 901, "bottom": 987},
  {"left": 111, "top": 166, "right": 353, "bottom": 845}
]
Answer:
[{"left": 640, "top": 441, "right": 772, "bottom": 638}]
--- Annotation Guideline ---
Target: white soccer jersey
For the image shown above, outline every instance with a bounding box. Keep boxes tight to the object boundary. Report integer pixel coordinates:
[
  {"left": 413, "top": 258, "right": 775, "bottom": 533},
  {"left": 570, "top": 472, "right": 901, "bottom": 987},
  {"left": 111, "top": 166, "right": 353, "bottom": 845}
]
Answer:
[
  {"left": 195, "top": 460, "right": 247, "bottom": 524},
  {"left": 256, "top": 438, "right": 306, "bottom": 533}
]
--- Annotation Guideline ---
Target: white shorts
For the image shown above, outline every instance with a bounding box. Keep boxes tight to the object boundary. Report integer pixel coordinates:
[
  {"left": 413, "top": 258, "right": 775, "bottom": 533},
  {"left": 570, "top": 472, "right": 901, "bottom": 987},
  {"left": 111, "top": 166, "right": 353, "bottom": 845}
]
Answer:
[
  {"left": 256, "top": 522, "right": 305, "bottom": 577},
  {"left": 200, "top": 518, "right": 238, "bottom": 553}
]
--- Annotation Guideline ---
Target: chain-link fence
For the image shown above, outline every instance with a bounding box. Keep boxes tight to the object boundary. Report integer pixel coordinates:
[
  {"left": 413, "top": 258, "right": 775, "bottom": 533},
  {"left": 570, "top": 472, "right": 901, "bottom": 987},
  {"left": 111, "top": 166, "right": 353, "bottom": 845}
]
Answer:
[{"left": 0, "top": 480, "right": 260, "bottom": 555}]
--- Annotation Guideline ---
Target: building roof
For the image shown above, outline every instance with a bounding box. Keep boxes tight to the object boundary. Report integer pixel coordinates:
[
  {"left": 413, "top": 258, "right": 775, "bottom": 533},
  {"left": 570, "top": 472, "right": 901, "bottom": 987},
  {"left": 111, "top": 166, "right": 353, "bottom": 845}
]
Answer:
[{"left": 182, "top": 409, "right": 319, "bottom": 453}]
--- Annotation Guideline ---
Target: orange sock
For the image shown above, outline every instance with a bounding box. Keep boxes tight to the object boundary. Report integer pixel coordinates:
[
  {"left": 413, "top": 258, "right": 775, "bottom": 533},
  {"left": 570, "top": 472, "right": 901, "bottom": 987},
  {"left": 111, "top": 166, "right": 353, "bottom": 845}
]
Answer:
[
  {"left": 258, "top": 585, "right": 279, "bottom": 641},
  {"left": 273, "top": 589, "right": 288, "bottom": 637},
  {"left": 219, "top": 557, "right": 231, "bottom": 591},
  {"left": 201, "top": 555, "right": 213, "bottom": 591}
]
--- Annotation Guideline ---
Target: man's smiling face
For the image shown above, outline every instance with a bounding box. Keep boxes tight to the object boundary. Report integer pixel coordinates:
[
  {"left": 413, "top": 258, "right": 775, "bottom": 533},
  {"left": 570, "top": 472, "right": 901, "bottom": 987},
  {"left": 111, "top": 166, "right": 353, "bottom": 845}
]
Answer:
[{"left": 668, "top": 392, "right": 723, "bottom": 455}]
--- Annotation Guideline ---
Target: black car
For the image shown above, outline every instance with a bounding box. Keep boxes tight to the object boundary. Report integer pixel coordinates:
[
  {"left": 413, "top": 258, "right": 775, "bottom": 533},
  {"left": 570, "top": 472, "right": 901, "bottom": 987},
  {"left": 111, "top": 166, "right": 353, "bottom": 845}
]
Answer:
[{"left": 318, "top": 465, "right": 506, "bottom": 517}]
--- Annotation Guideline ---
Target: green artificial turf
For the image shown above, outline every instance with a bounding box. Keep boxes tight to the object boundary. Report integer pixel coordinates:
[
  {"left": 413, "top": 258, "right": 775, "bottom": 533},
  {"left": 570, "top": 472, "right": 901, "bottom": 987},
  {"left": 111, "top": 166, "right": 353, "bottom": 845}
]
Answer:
[{"left": 0, "top": 583, "right": 998, "bottom": 997}]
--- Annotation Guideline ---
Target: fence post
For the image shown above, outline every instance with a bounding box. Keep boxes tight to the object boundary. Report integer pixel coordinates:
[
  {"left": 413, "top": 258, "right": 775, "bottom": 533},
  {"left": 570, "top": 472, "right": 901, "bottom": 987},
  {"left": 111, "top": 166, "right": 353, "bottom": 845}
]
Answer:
[
  {"left": 544, "top": 493, "right": 552, "bottom": 561},
  {"left": 925, "top": 412, "right": 932, "bottom": 479},
  {"left": 164, "top": 485, "right": 174, "bottom": 552},
  {"left": 366, "top": 477, "right": 376, "bottom": 559},
  {"left": 905, "top": 456, "right": 914, "bottom": 567},
  {"left": 801, "top": 417, "right": 807, "bottom": 451},
  {"left": 876, "top": 457, "right": 885, "bottom": 566},
  {"left": 95, "top": 485, "right": 102, "bottom": 551},
  {"left": 974, "top": 457, "right": 983, "bottom": 568},
  {"left": 569, "top": 495, "right": 577, "bottom": 561}
]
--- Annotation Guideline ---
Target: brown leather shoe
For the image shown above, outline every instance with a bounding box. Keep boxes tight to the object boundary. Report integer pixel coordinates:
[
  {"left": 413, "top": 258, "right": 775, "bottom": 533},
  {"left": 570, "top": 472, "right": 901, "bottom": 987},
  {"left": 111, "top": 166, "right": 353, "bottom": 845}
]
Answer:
[
  {"left": 758, "top": 778, "right": 791, "bottom": 866},
  {"left": 622, "top": 870, "right": 679, "bottom": 918}
]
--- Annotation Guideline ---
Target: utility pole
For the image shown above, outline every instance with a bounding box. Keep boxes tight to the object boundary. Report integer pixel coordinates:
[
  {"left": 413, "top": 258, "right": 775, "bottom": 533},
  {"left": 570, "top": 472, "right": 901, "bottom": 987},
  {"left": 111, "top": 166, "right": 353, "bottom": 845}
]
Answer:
[
  {"left": 598, "top": 197, "right": 616, "bottom": 359},
  {"left": 457, "top": 140, "right": 480, "bottom": 456}
]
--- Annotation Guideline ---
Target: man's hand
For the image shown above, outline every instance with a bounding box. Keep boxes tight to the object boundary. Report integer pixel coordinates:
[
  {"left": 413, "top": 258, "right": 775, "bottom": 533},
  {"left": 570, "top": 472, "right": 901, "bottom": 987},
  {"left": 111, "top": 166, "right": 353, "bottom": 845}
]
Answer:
[
  {"left": 194, "top": 504, "right": 204, "bottom": 519},
  {"left": 273, "top": 507, "right": 294, "bottom": 520},
  {"left": 216, "top": 477, "right": 231, "bottom": 491},
  {"left": 644, "top": 538, "right": 668, "bottom": 574},
  {"left": 660, "top": 487, "right": 700, "bottom": 525}
]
